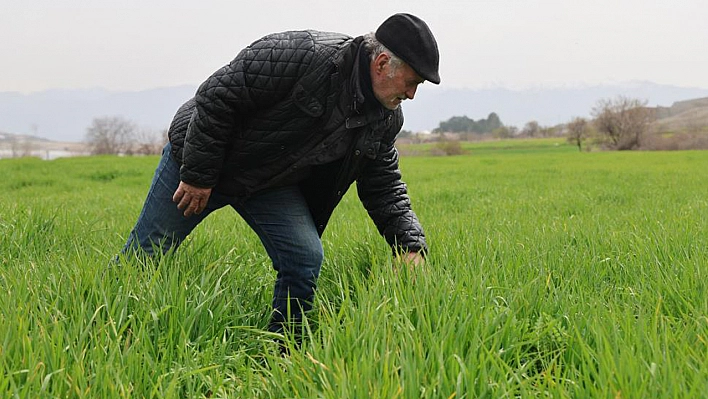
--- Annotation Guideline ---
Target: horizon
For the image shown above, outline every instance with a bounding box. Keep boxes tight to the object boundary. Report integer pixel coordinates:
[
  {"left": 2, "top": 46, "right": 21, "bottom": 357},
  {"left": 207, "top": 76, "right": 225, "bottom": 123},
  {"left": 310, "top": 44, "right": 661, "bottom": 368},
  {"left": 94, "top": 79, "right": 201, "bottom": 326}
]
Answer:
[{"left": 3, "top": 80, "right": 708, "bottom": 144}]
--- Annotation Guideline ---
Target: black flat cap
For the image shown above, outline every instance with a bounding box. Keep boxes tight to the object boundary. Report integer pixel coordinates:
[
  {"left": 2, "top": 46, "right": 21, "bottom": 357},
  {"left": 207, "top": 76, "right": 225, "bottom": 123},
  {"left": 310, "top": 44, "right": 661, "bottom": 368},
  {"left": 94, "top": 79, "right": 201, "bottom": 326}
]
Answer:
[{"left": 375, "top": 13, "right": 440, "bottom": 84}]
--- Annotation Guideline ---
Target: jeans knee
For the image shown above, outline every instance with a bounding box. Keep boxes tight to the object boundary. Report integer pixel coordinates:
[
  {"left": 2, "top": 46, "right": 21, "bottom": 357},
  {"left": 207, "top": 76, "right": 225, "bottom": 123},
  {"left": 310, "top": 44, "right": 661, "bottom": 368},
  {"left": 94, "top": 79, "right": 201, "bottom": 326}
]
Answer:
[
  {"left": 296, "top": 241, "right": 324, "bottom": 277},
  {"left": 307, "top": 242, "right": 324, "bottom": 269},
  {"left": 274, "top": 239, "right": 324, "bottom": 280}
]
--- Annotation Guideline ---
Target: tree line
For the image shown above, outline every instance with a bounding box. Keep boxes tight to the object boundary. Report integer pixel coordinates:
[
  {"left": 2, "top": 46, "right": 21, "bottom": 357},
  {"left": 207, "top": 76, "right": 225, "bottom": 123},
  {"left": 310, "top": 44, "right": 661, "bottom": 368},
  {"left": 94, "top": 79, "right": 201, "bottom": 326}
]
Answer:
[
  {"left": 431, "top": 113, "right": 563, "bottom": 141},
  {"left": 432, "top": 113, "right": 502, "bottom": 135},
  {"left": 428, "top": 95, "right": 707, "bottom": 152}
]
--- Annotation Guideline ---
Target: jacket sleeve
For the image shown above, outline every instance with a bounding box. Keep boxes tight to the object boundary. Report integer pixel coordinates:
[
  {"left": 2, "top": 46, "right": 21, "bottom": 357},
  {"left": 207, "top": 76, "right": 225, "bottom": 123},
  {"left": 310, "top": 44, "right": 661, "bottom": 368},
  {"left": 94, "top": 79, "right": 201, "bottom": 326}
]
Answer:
[
  {"left": 180, "top": 32, "right": 315, "bottom": 187},
  {"left": 356, "top": 126, "right": 428, "bottom": 255}
]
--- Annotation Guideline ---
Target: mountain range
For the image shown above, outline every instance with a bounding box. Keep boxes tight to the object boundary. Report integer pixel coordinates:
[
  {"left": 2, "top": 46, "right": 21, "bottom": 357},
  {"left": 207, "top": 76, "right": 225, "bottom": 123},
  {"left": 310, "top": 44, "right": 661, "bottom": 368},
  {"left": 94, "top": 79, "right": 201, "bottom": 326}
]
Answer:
[{"left": 2, "top": 81, "right": 708, "bottom": 142}]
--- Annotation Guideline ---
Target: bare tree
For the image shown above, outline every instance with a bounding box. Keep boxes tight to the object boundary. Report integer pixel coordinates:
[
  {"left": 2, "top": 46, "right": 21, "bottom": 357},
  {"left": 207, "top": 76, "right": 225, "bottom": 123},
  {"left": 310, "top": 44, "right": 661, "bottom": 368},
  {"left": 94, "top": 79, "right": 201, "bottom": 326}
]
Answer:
[
  {"left": 133, "top": 128, "right": 167, "bottom": 155},
  {"left": 540, "top": 126, "right": 562, "bottom": 137},
  {"left": 492, "top": 125, "right": 518, "bottom": 139},
  {"left": 85, "top": 116, "right": 136, "bottom": 155},
  {"left": 520, "top": 120, "right": 540, "bottom": 138},
  {"left": 566, "top": 117, "right": 589, "bottom": 152},
  {"left": 592, "top": 96, "right": 654, "bottom": 150}
]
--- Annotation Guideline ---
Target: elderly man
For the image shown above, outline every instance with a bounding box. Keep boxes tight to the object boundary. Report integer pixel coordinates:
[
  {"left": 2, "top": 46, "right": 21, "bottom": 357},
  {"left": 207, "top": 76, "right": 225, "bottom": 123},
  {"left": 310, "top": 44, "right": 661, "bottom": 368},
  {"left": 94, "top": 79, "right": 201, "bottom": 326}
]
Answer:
[{"left": 120, "top": 13, "right": 439, "bottom": 335}]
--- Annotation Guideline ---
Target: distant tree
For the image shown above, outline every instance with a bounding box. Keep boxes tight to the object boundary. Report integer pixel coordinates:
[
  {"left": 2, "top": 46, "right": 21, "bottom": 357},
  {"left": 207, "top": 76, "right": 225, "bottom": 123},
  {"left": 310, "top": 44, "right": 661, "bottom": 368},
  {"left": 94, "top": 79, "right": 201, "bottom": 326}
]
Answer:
[
  {"left": 134, "top": 128, "right": 167, "bottom": 155},
  {"left": 486, "top": 112, "right": 502, "bottom": 132},
  {"left": 492, "top": 125, "right": 518, "bottom": 139},
  {"left": 566, "top": 117, "right": 589, "bottom": 152},
  {"left": 592, "top": 96, "right": 654, "bottom": 150},
  {"left": 540, "top": 126, "right": 561, "bottom": 137},
  {"left": 85, "top": 116, "right": 136, "bottom": 155},
  {"left": 520, "top": 120, "right": 540, "bottom": 137},
  {"left": 434, "top": 116, "right": 474, "bottom": 133}
]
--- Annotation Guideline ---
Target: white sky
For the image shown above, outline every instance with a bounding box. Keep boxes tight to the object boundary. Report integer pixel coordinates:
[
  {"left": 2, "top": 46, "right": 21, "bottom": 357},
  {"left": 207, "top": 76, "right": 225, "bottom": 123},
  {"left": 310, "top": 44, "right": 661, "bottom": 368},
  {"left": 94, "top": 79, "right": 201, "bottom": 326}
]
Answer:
[{"left": 2, "top": 0, "right": 707, "bottom": 93}]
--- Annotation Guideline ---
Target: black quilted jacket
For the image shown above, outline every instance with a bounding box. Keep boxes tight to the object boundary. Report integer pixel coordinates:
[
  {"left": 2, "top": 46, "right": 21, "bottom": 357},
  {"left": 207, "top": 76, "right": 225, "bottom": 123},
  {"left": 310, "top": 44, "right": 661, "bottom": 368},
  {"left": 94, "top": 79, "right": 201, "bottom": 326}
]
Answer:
[{"left": 168, "top": 30, "right": 427, "bottom": 254}]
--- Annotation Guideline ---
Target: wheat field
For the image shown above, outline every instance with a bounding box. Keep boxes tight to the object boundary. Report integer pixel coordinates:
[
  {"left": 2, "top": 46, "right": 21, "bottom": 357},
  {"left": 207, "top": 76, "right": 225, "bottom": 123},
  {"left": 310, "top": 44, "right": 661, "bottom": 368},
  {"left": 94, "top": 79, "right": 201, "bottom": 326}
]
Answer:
[{"left": 1, "top": 140, "right": 707, "bottom": 398}]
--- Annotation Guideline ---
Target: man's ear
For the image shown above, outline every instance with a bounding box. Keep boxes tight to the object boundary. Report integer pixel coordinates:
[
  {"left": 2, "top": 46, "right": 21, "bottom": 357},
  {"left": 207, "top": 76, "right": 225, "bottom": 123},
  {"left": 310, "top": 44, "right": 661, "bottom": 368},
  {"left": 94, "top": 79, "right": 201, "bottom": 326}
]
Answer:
[{"left": 372, "top": 53, "right": 391, "bottom": 76}]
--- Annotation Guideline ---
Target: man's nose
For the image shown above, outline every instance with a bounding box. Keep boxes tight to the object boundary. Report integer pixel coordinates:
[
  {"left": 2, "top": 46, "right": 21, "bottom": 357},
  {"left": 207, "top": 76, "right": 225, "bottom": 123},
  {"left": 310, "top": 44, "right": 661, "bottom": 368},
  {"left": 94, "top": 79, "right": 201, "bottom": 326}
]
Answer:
[{"left": 405, "top": 85, "right": 417, "bottom": 100}]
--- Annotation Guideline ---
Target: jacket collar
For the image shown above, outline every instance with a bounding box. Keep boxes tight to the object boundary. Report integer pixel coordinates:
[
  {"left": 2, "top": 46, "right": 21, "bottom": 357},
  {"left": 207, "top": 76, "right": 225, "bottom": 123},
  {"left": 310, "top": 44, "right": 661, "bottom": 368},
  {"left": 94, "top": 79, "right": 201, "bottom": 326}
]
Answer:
[{"left": 349, "top": 37, "right": 385, "bottom": 115}]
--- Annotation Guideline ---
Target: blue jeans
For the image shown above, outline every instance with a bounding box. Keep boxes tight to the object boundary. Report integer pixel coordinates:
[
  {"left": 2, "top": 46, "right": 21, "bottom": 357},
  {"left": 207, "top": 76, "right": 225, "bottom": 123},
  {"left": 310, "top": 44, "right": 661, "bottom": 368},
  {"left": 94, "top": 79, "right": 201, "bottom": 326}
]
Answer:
[{"left": 121, "top": 143, "right": 324, "bottom": 332}]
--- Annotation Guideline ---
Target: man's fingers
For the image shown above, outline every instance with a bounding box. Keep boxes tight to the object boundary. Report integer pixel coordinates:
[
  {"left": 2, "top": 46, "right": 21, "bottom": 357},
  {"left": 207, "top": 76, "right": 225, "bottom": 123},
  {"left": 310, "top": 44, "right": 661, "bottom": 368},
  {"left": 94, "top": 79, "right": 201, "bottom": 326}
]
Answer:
[
  {"left": 194, "top": 199, "right": 205, "bottom": 215},
  {"left": 173, "top": 181, "right": 212, "bottom": 217},
  {"left": 180, "top": 195, "right": 208, "bottom": 217},
  {"left": 189, "top": 198, "right": 202, "bottom": 216},
  {"left": 181, "top": 201, "right": 195, "bottom": 217},
  {"left": 177, "top": 193, "right": 191, "bottom": 211},
  {"left": 172, "top": 186, "right": 184, "bottom": 204}
]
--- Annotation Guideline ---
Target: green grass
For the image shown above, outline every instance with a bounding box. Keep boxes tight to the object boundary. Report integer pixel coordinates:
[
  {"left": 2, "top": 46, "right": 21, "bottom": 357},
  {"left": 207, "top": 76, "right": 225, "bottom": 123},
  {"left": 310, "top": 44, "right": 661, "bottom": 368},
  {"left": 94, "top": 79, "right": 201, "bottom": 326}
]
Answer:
[
  {"left": 1, "top": 143, "right": 707, "bottom": 398},
  {"left": 397, "top": 137, "right": 576, "bottom": 156}
]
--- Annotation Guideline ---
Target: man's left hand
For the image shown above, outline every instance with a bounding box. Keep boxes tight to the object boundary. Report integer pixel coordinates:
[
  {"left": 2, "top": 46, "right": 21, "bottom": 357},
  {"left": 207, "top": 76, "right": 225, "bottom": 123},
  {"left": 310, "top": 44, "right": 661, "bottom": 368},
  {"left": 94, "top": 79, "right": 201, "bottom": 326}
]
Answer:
[
  {"left": 173, "top": 181, "right": 212, "bottom": 217},
  {"left": 400, "top": 251, "right": 425, "bottom": 266}
]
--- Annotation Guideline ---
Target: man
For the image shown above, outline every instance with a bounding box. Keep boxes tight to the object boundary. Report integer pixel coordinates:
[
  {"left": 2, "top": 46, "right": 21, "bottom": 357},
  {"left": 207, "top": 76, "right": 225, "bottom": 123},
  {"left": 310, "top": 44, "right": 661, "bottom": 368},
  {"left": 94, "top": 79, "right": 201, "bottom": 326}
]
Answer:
[{"left": 120, "top": 13, "right": 439, "bottom": 335}]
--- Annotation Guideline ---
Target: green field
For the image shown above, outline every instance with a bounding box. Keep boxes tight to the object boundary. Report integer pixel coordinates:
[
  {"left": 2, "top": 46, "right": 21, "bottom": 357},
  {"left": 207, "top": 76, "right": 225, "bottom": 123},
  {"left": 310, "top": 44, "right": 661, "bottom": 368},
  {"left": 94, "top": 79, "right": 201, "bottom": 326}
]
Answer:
[{"left": 1, "top": 141, "right": 707, "bottom": 398}]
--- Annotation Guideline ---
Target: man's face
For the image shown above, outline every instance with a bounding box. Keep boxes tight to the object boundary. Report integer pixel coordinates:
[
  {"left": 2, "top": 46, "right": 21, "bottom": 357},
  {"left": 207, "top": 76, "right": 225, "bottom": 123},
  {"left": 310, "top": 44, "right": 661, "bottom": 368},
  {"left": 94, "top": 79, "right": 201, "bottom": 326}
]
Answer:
[{"left": 370, "top": 53, "right": 425, "bottom": 110}]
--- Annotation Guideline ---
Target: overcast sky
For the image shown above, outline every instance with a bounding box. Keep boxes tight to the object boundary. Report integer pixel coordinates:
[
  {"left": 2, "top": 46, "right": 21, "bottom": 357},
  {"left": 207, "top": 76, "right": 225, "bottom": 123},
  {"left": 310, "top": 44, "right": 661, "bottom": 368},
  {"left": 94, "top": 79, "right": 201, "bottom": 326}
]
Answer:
[{"left": 2, "top": 0, "right": 707, "bottom": 94}]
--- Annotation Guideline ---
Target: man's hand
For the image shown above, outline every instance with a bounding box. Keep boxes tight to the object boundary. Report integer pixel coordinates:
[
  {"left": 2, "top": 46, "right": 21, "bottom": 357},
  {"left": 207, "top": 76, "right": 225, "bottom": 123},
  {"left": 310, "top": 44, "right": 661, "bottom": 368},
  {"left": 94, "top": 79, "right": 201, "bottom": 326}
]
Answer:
[
  {"left": 399, "top": 251, "right": 425, "bottom": 267},
  {"left": 172, "top": 181, "right": 212, "bottom": 217},
  {"left": 393, "top": 251, "right": 425, "bottom": 277}
]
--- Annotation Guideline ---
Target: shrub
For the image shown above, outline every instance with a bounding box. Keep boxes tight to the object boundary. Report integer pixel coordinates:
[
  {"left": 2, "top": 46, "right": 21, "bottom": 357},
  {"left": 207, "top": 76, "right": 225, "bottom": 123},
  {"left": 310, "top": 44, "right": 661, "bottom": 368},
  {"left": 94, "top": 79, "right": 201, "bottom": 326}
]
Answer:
[{"left": 434, "top": 139, "right": 467, "bottom": 156}]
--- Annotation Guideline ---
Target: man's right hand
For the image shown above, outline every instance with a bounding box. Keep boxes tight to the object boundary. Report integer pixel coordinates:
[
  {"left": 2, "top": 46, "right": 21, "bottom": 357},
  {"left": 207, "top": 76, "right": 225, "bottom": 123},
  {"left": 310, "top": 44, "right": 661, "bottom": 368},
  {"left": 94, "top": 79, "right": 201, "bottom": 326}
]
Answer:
[{"left": 172, "top": 181, "right": 212, "bottom": 217}]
